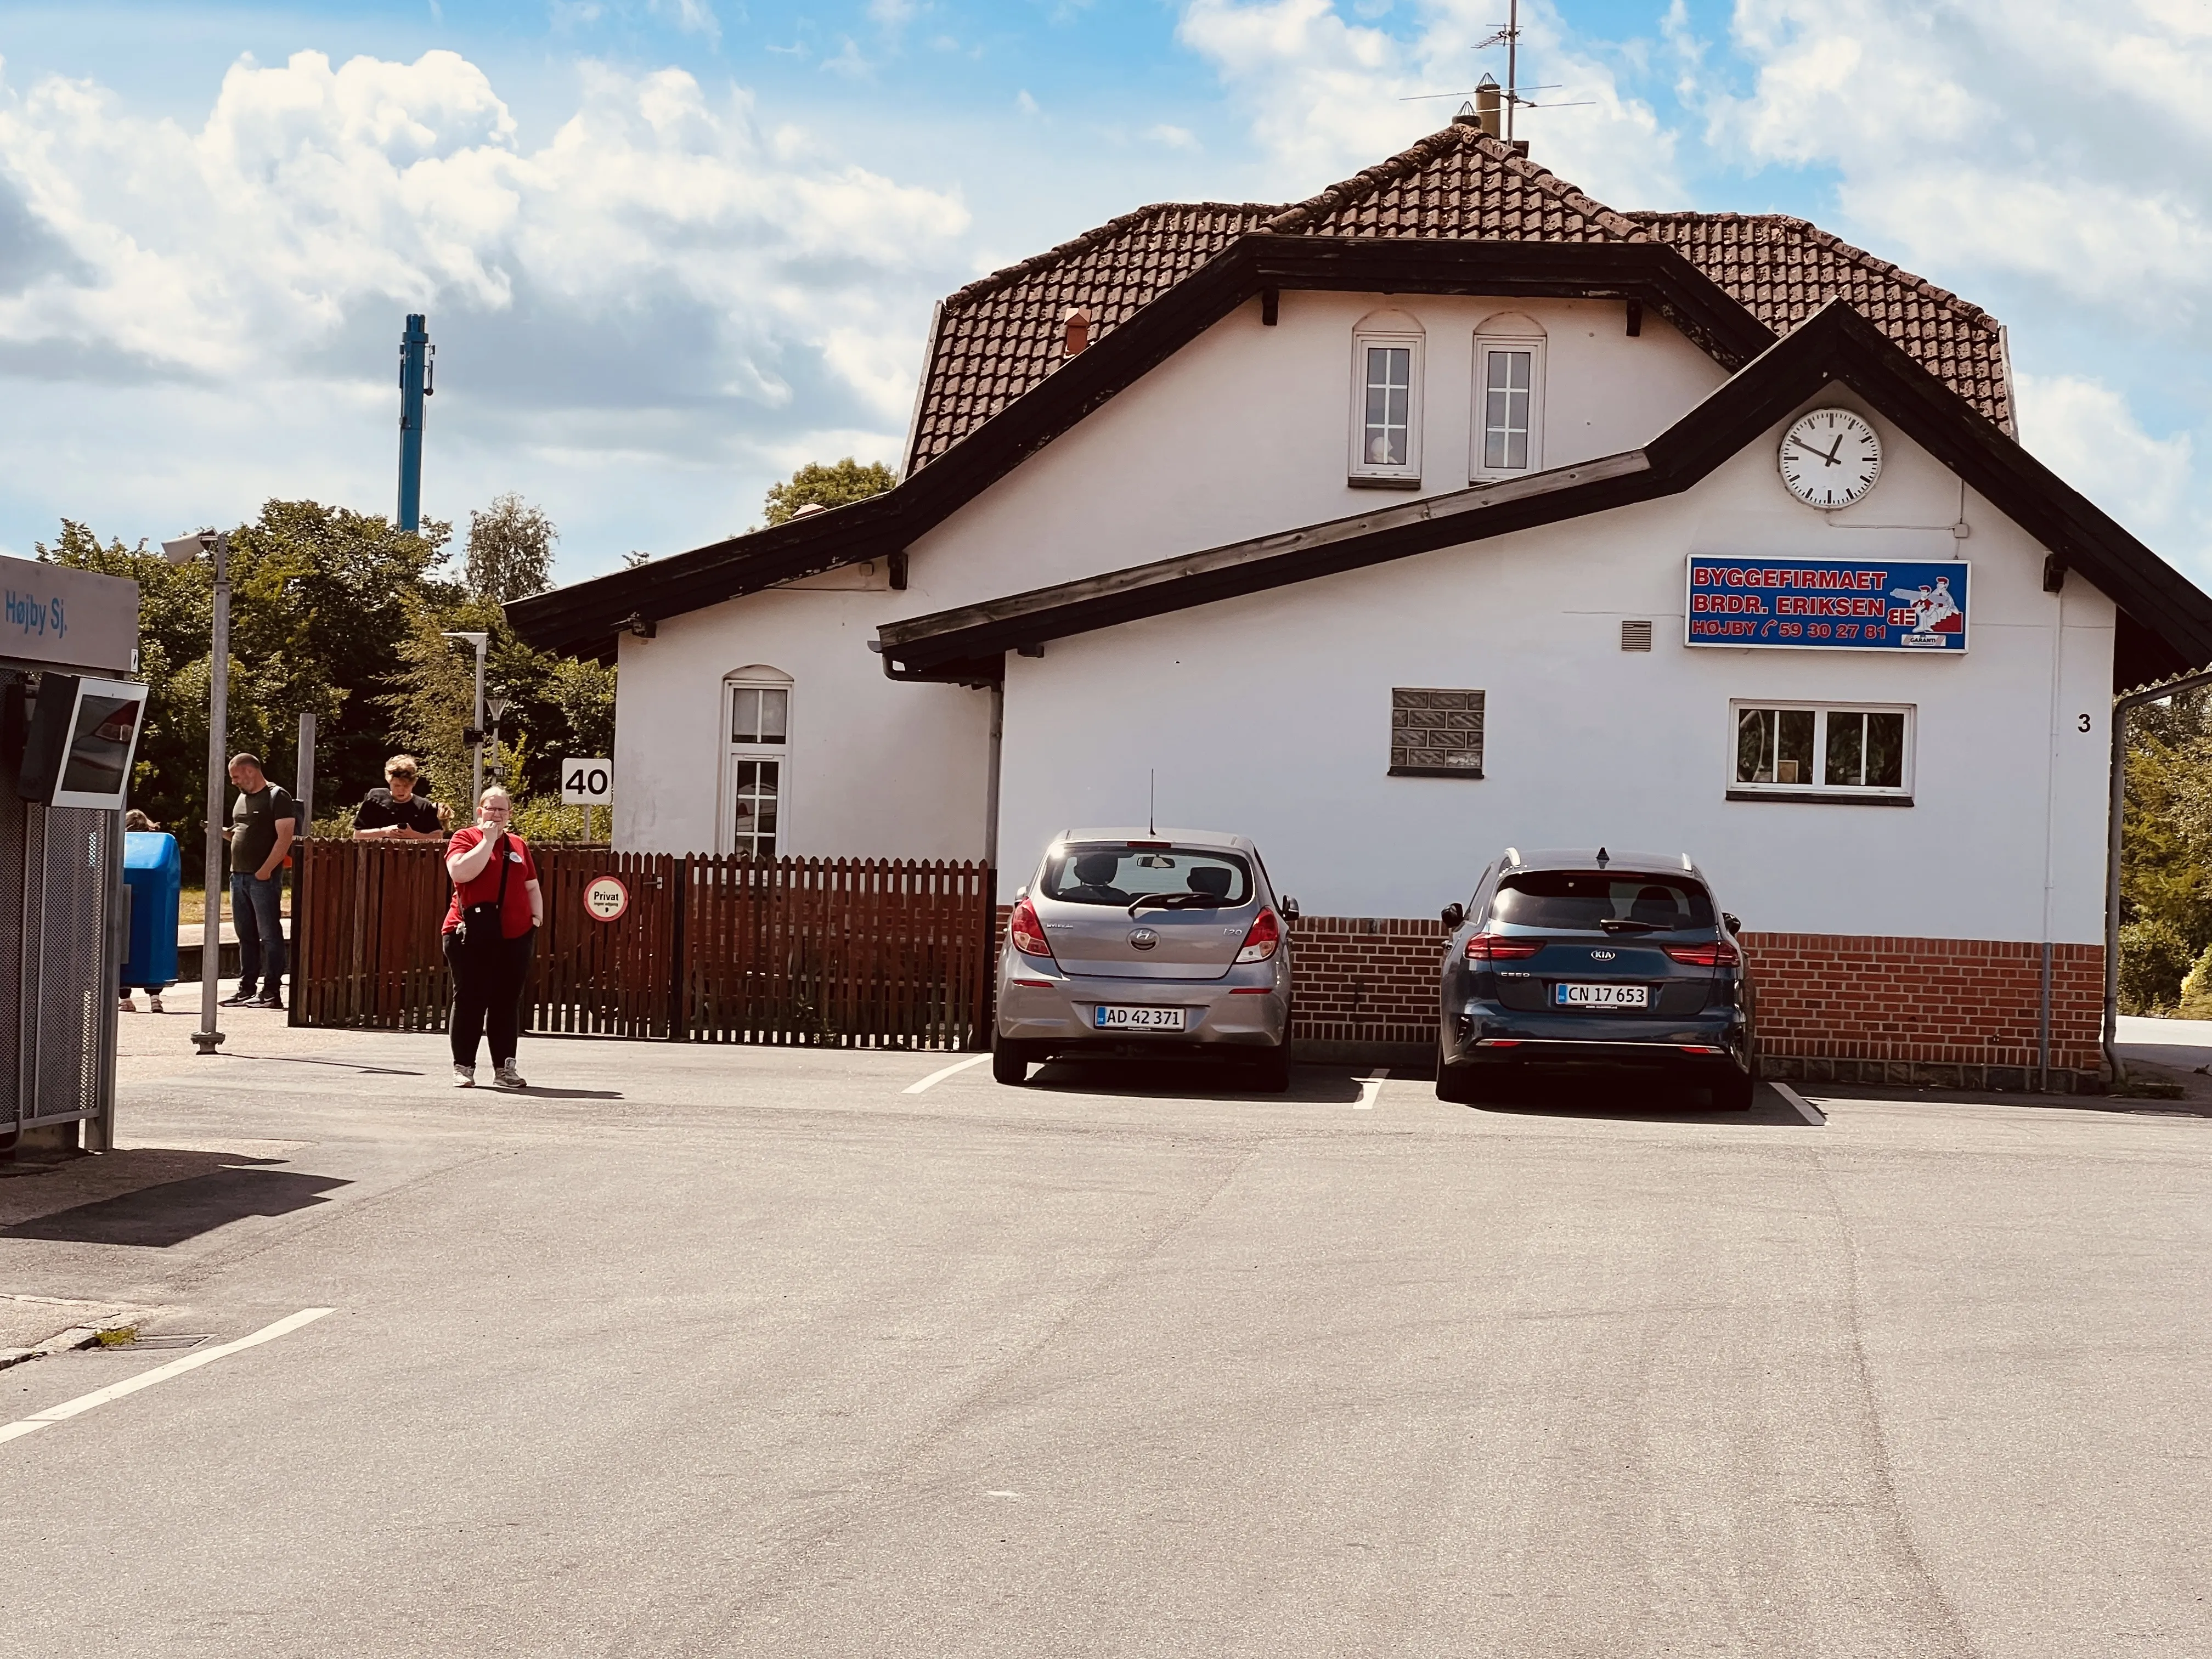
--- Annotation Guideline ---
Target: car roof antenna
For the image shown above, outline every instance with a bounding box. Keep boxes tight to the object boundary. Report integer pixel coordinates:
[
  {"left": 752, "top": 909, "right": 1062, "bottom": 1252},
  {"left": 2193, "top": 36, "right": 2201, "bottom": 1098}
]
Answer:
[
  {"left": 1148, "top": 769, "right": 1156, "bottom": 837},
  {"left": 1595, "top": 846, "right": 1610, "bottom": 868}
]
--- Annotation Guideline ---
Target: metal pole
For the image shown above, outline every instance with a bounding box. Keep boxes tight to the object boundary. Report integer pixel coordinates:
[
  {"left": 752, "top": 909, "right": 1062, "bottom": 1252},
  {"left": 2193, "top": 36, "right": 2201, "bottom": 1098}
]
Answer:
[
  {"left": 397, "top": 314, "right": 430, "bottom": 533},
  {"left": 194, "top": 537, "right": 229, "bottom": 1054},
  {"left": 471, "top": 636, "right": 486, "bottom": 808},
  {"left": 1506, "top": 0, "right": 1518, "bottom": 141}
]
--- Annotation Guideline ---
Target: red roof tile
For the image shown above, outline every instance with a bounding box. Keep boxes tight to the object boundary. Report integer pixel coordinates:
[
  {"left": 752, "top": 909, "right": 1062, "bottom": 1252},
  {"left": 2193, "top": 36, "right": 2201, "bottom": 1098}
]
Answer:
[{"left": 905, "top": 125, "right": 2013, "bottom": 471}]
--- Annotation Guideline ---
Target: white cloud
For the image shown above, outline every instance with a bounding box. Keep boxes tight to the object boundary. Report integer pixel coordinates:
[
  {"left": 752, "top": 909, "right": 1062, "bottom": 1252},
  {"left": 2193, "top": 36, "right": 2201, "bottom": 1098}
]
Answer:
[
  {"left": 1145, "top": 123, "right": 1199, "bottom": 151},
  {"left": 648, "top": 0, "right": 720, "bottom": 42},
  {"left": 1709, "top": 0, "right": 2212, "bottom": 328},
  {"left": 1175, "top": 0, "right": 1681, "bottom": 208},
  {"left": 2017, "top": 373, "right": 2200, "bottom": 557},
  {"left": 0, "top": 49, "right": 972, "bottom": 568},
  {"left": 1015, "top": 89, "right": 1040, "bottom": 116}
]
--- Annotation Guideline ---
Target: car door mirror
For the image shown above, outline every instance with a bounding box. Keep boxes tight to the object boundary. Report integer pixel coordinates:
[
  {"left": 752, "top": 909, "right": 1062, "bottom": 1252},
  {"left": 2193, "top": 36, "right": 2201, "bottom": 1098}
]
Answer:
[
  {"left": 1722, "top": 911, "right": 1742, "bottom": 934},
  {"left": 1280, "top": 896, "right": 1301, "bottom": 921},
  {"left": 1441, "top": 901, "right": 1466, "bottom": 930}
]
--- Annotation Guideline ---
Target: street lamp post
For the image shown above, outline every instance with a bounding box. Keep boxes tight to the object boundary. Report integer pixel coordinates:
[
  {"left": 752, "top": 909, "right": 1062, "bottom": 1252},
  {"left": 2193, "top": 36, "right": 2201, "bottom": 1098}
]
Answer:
[
  {"left": 485, "top": 691, "right": 512, "bottom": 787},
  {"left": 443, "top": 631, "right": 489, "bottom": 807},
  {"left": 163, "top": 531, "right": 230, "bottom": 1056}
]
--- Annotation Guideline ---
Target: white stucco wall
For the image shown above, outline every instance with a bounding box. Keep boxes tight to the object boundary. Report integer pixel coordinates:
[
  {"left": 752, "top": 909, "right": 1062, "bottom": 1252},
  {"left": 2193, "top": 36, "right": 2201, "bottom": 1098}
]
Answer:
[
  {"left": 902, "top": 291, "right": 1726, "bottom": 612},
  {"left": 992, "top": 391, "right": 2117, "bottom": 943},
  {"left": 614, "top": 288, "right": 1725, "bottom": 862},
  {"left": 612, "top": 575, "right": 992, "bottom": 859}
]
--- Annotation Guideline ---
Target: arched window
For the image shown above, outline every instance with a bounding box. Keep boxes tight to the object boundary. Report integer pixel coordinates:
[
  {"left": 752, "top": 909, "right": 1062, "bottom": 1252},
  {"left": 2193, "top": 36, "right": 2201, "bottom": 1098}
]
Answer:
[
  {"left": 1348, "top": 308, "right": 1425, "bottom": 488},
  {"left": 722, "top": 666, "right": 792, "bottom": 859},
  {"left": 1472, "top": 311, "right": 1547, "bottom": 479}
]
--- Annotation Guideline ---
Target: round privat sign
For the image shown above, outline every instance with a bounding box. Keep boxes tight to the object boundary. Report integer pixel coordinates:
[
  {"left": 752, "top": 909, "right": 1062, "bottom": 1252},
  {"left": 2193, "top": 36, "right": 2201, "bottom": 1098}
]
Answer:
[{"left": 583, "top": 875, "right": 629, "bottom": 922}]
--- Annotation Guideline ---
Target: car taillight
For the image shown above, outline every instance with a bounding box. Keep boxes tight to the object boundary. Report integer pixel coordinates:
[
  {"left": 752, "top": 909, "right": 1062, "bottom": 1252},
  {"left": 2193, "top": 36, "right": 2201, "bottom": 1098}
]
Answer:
[
  {"left": 1236, "top": 907, "right": 1282, "bottom": 963},
  {"left": 1662, "top": 939, "right": 1741, "bottom": 967},
  {"left": 1008, "top": 898, "right": 1054, "bottom": 961},
  {"left": 1465, "top": 933, "right": 1542, "bottom": 961}
]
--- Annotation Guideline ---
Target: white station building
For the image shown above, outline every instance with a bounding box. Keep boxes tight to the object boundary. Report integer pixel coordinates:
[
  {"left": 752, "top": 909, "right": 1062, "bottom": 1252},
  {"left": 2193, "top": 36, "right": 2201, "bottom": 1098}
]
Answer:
[{"left": 510, "top": 116, "right": 2212, "bottom": 1088}]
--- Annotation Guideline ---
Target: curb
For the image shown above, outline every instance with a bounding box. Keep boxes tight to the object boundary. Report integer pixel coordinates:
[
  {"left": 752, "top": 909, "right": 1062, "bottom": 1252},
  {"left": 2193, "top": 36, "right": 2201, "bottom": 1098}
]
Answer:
[{"left": 0, "top": 1312, "right": 149, "bottom": 1373}]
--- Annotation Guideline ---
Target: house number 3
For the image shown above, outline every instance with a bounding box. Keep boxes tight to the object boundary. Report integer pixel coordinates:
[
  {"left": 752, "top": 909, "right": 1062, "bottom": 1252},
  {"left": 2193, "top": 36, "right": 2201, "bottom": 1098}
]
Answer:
[{"left": 2078, "top": 714, "right": 2092, "bottom": 731}]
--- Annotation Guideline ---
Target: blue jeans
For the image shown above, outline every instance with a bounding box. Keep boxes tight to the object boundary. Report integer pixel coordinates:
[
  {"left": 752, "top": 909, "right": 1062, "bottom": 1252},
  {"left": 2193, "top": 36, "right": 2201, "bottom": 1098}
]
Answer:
[{"left": 230, "top": 871, "right": 286, "bottom": 995}]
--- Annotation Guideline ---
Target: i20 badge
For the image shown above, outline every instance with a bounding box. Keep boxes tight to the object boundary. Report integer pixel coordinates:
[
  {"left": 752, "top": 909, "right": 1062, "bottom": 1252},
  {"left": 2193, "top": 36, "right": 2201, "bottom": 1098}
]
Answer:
[{"left": 1128, "top": 928, "right": 1159, "bottom": 951}]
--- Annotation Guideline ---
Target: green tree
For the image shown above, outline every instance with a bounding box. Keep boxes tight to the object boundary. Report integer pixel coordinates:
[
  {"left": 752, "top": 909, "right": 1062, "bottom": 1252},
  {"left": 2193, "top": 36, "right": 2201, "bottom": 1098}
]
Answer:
[
  {"left": 37, "top": 504, "right": 449, "bottom": 836},
  {"left": 464, "top": 493, "right": 557, "bottom": 602},
  {"left": 2118, "top": 687, "right": 2212, "bottom": 1011},
  {"left": 761, "top": 458, "right": 895, "bottom": 527}
]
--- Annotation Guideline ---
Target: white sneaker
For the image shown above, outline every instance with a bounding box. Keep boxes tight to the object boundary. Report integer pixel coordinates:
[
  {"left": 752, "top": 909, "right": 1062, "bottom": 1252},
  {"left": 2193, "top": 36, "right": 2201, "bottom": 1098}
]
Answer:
[
  {"left": 493, "top": 1063, "right": 526, "bottom": 1090},
  {"left": 148, "top": 993, "right": 165, "bottom": 1013},
  {"left": 453, "top": 1065, "right": 476, "bottom": 1088}
]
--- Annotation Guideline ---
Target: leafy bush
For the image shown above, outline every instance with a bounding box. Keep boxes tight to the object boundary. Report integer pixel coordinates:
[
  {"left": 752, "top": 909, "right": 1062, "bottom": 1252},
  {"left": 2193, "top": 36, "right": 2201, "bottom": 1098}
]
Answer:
[{"left": 2119, "top": 917, "right": 2194, "bottom": 1015}]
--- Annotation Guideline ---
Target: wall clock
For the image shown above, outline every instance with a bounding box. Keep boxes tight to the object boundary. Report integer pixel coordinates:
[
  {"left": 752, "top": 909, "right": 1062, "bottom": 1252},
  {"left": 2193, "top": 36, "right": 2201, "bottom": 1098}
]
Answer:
[{"left": 1779, "top": 408, "right": 1881, "bottom": 510}]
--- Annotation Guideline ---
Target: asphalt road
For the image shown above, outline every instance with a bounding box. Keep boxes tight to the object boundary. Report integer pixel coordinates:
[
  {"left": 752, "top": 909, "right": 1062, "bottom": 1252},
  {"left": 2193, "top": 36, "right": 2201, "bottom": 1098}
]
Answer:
[{"left": 3, "top": 1016, "right": 2208, "bottom": 1657}]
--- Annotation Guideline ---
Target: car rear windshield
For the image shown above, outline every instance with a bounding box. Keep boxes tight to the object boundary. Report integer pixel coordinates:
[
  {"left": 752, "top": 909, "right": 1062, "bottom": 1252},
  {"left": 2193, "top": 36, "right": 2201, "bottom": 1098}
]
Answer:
[
  {"left": 1489, "top": 872, "right": 1715, "bottom": 932},
  {"left": 1039, "top": 844, "right": 1255, "bottom": 908}
]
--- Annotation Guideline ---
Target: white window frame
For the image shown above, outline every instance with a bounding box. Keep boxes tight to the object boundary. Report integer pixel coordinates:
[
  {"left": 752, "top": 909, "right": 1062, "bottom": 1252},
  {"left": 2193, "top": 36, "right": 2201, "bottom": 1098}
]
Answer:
[
  {"left": 720, "top": 670, "right": 793, "bottom": 857},
  {"left": 1727, "top": 699, "right": 1915, "bottom": 802},
  {"left": 1470, "top": 331, "right": 1547, "bottom": 481},
  {"left": 1348, "top": 328, "right": 1424, "bottom": 488}
]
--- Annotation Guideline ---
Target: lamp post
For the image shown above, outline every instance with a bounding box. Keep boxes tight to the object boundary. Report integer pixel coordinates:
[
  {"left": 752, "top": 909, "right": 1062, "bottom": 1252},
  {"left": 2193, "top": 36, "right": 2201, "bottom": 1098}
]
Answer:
[
  {"left": 163, "top": 531, "right": 230, "bottom": 1056},
  {"left": 484, "top": 691, "right": 512, "bottom": 786},
  {"left": 443, "top": 631, "right": 489, "bottom": 807}
]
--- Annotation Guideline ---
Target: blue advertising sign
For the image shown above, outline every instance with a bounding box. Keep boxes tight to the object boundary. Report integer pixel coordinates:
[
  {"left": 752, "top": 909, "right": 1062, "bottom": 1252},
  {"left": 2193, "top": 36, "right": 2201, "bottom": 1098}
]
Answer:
[{"left": 1686, "top": 557, "right": 1968, "bottom": 652}]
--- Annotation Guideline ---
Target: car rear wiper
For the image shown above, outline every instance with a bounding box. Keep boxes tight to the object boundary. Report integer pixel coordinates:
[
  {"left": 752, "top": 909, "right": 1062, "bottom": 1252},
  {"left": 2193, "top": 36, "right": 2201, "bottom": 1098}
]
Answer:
[
  {"left": 1597, "top": 918, "right": 1667, "bottom": 933},
  {"left": 1128, "top": 893, "right": 1227, "bottom": 915}
]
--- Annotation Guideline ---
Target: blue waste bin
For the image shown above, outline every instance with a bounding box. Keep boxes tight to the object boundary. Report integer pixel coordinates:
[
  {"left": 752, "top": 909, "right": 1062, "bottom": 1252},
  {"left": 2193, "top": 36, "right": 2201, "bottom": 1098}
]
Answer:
[{"left": 122, "top": 831, "right": 181, "bottom": 993}]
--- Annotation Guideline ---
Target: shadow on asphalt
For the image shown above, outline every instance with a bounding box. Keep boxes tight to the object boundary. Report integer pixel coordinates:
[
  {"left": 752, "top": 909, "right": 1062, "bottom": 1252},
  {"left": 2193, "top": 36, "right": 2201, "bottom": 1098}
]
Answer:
[
  {"left": 2, "top": 1161, "right": 353, "bottom": 1247},
  {"left": 1025, "top": 1059, "right": 1366, "bottom": 1104},
  {"left": 1459, "top": 1076, "right": 1810, "bottom": 1127}
]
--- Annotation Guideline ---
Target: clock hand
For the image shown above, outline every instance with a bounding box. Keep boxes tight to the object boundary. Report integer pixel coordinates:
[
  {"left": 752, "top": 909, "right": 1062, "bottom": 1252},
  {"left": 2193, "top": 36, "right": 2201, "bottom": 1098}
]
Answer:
[{"left": 1816, "top": 435, "right": 1846, "bottom": 467}]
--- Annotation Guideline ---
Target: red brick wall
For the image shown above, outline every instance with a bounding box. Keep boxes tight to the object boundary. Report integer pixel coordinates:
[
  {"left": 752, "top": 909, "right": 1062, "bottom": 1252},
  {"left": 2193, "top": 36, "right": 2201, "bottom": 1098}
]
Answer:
[
  {"left": 1286, "top": 915, "right": 1446, "bottom": 1047},
  {"left": 1739, "top": 933, "right": 2104, "bottom": 1074},
  {"left": 998, "top": 905, "right": 2104, "bottom": 1088}
]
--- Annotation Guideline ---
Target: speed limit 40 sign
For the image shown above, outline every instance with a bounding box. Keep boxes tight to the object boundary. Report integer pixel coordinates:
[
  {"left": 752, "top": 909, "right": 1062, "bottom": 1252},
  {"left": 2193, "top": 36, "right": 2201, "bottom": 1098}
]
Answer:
[{"left": 561, "top": 758, "right": 613, "bottom": 805}]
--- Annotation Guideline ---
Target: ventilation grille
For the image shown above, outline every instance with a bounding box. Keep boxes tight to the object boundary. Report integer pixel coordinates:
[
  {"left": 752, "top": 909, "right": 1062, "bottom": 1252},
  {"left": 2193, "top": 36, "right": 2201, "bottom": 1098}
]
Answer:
[{"left": 1621, "top": 619, "right": 1654, "bottom": 652}]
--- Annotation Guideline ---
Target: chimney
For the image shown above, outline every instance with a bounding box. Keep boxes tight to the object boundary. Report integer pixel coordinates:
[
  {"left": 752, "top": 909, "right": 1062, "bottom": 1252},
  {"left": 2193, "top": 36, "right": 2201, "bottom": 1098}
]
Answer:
[
  {"left": 1474, "top": 74, "right": 1503, "bottom": 138},
  {"left": 1062, "top": 304, "right": 1091, "bottom": 358}
]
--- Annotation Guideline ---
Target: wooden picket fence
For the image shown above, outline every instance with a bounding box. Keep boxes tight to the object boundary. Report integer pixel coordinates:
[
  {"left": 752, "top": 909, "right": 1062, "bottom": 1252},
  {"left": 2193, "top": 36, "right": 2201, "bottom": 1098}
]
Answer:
[{"left": 290, "top": 839, "right": 995, "bottom": 1050}]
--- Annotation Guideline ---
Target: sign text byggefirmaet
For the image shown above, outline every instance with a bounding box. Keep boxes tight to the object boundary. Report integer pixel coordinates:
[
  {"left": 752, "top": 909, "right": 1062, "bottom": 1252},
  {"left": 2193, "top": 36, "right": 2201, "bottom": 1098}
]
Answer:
[{"left": 1685, "top": 557, "right": 1969, "bottom": 653}]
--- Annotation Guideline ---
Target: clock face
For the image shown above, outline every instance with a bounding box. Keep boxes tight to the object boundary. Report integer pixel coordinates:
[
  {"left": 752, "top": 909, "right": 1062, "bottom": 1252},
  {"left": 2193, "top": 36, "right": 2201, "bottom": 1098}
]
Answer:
[{"left": 1779, "top": 408, "right": 1881, "bottom": 510}]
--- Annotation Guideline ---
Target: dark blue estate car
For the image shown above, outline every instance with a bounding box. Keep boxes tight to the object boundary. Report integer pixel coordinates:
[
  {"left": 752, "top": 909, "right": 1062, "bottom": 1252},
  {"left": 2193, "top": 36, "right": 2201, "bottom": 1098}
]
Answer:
[{"left": 1435, "top": 848, "right": 1757, "bottom": 1109}]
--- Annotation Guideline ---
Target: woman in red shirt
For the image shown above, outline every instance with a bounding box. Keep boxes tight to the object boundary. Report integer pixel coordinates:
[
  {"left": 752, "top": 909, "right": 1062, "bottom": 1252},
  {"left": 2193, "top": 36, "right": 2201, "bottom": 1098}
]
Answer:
[{"left": 442, "top": 787, "right": 544, "bottom": 1088}]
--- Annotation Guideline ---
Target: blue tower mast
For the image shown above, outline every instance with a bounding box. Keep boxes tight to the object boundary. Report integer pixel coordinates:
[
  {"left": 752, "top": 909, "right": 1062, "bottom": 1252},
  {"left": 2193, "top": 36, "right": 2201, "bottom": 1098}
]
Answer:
[{"left": 397, "top": 314, "right": 433, "bottom": 532}]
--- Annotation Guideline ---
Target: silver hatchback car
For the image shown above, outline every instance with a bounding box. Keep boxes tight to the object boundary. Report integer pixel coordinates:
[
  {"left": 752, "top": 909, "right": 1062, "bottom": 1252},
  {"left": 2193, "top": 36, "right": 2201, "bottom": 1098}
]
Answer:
[{"left": 992, "top": 828, "right": 1299, "bottom": 1091}]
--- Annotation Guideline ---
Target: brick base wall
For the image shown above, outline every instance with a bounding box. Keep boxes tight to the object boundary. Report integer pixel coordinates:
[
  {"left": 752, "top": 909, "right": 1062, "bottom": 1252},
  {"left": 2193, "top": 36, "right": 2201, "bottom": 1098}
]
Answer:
[
  {"left": 998, "top": 906, "right": 2106, "bottom": 1091},
  {"left": 1740, "top": 933, "right": 2105, "bottom": 1093}
]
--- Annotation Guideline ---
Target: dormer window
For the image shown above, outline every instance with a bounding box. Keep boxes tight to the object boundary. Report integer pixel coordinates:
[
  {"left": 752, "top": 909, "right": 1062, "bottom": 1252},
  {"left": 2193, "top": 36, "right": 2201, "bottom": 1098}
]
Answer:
[
  {"left": 1348, "top": 310, "right": 1424, "bottom": 488},
  {"left": 1472, "top": 313, "right": 1547, "bottom": 480}
]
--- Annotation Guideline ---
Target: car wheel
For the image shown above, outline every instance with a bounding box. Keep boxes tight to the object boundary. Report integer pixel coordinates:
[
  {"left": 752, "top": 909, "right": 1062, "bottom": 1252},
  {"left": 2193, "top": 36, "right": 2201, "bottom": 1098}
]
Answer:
[
  {"left": 991, "top": 1034, "right": 1030, "bottom": 1086},
  {"left": 1251, "top": 1042, "right": 1292, "bottom": 1094},
  {"left": 1435, "top": 1041, "right": 1480, "bottom": 1104},
  {"left": 1713, "top": 1067, "right": 1756, "bottom": 1112}
]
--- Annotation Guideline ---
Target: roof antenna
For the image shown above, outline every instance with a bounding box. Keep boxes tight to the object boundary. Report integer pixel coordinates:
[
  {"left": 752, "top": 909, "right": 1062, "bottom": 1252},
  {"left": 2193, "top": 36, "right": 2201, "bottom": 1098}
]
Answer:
[
  {"left": 1403, "top": 0, "right": 1594, "bottom": 128},
  {"left": 1148, "top": 769, "right": 1156, "bottom": 837},
  {"left": 1595, "top": 846, "right": 1610, "bottom": 868}
]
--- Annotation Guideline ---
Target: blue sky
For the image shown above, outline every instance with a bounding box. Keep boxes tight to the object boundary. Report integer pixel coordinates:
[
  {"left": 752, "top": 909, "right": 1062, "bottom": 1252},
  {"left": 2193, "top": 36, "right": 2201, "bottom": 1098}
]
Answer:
[{"left": 1, "top": 0, "right": 2204, "bottom": 585}]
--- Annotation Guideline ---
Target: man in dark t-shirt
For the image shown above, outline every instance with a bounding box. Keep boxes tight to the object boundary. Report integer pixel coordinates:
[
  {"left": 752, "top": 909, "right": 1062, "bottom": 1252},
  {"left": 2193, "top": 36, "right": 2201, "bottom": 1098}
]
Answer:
[
  {"left": 221, "top": 753, "right": 294, "bottom": 1009},
  {"left": 353, "top": 754, "right": 445, "bottom": 840}
]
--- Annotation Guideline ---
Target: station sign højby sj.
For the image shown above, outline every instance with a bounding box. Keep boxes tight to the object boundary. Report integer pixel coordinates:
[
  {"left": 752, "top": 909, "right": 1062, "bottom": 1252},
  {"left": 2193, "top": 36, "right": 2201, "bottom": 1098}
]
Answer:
[{"left": 1685, "top": 557, "right": 1969, "bottom": 653}]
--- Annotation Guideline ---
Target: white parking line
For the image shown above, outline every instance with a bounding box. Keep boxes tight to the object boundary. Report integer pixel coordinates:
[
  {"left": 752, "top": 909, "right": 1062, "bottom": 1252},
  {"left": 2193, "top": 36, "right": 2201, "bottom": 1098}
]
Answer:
[
  {"left": 0, "top": 1307, "right": 334, "bottom": 1450},
  {"left": 902, "top": 1053, "right": 994, "bottom": 1095},
  {"left": 1355, "top": 1068, "right": 1390, "bottom": 1109},
  {"left": 1773, "top": 1082, "right": 1826, "bottom": 1126}
]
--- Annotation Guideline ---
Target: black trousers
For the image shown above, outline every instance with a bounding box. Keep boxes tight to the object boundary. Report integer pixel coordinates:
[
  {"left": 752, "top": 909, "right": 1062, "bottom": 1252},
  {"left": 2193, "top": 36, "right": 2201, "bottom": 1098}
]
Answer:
[{"left": 444, "top": 928, "right": 535, "bottom": 1068}]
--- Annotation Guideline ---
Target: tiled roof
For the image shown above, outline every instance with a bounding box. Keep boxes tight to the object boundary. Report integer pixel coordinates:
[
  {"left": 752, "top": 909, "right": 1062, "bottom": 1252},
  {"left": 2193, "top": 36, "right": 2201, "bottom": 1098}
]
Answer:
[
  {"left": 1626, "top": 212, "right": 2012, "bottom": 433},
  {"left": 907, "top": 201, "right": 1278, "bottom": 471},
  {"left": 905, "top": 124, "right": 2013, "bottom": 470}
]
